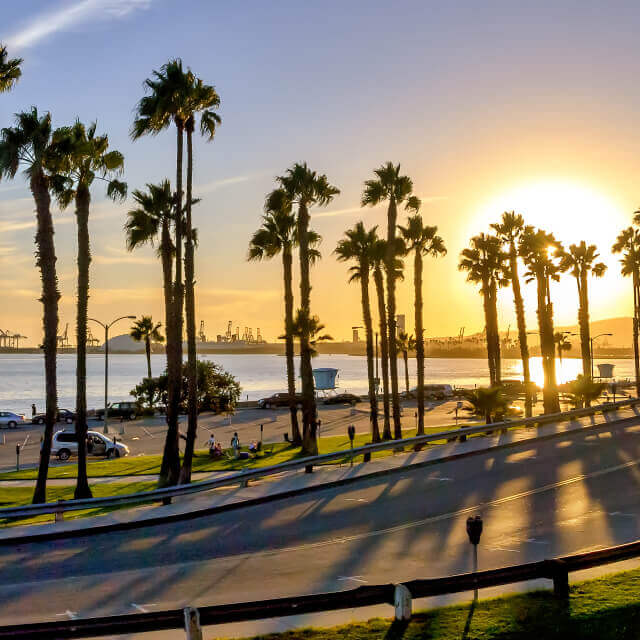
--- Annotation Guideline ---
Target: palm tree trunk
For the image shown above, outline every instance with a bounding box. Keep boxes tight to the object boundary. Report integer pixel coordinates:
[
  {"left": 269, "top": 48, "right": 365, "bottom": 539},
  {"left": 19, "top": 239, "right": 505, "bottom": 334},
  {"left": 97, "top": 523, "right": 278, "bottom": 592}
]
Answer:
[
  {"left": 74, "top": 185, "right": 92, "bottom": 500},
  {"left": 31, "top": 172, "right": 59, "bottom": 504},
  {"left": 414, "top": 251, "right": 426, "bottom": 434},
  {"left": 297, "top": 202, "right": 318, "bottom": 456},
  {"left": 180, "top": 125, "right": 198, "bottom": 485},
  {"left": 481, "top": 283, "right": 495, "bottom": 386},
  {"left": 633, "top": 269, "right": 640, "bottom": 398},
  {"left": 509, "top": 247, "right": 532, "bottom": 416},
  {"left": 538, "top": 274, "right": 560, "bottom": 413},
  {"left": 385, "top": 197, "right": 401, "bottom": 438},
  {"left": 489, "top": 280, "right": 501, "bottom": 384},
  {"left": 160, "top": 216, "right": 174, "bottom": 413},
  {"left": 145, "top": 337, "right": 152, "bottom": 379},
  {"left": 360, "top": 258, "right": 379, "bottom": 442},
  {"left": 283, "top": 246, "right": 301, "bottom": 445},
  {"left": 403, "top": 351, "right": 409, "bottom": 395},
  {"left": 374, "top": 267, "right": 391, "bottom": 439},
  {"left": 159, "top": 122, "right": 184, "bottom": 488},
  {"left": 577, "top": 272, "right": 591, "bottom": 379}
]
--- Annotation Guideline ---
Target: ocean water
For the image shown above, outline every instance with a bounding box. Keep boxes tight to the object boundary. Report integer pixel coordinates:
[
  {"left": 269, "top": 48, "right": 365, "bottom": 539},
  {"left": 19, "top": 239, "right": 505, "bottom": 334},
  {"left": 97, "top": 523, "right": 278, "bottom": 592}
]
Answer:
[{"left": 0, "top": 352, "right": 633, "bottom": 416}]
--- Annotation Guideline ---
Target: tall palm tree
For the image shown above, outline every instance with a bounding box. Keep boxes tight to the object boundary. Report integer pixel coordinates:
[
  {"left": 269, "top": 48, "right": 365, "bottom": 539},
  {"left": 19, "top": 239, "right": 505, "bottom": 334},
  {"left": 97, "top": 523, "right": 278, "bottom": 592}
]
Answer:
[
  {"left": 612, "top": 226, "right": 640, "bottom": 397},
  {"left": 553, "top": 332, "right": 572, "bottom": 365},
  {"left": 395, "top": 331, "right": 415, "bottom": 397},
  {"left": 50, "top": 120, "right": 126, "bottom": 500},
  {"left": 335, "top": 222, "right": 380, "bottom": 442},
  {"left": 558, "top": 241, "right": 607, "bottom": 380},
  {"left": 369, "top": 237, "right": 392, "bottom": 439},
  {"left": 132, "top": 59, "right": 193, "bottom": 487},
  {"left": 0, "top": 44, "right": 22, "bottom": 93},
  {"left": 519, "top": 227, "right": 563, "bottom": 414},
  {"left": 399, "top": 213, "right": 446, "bottom": 434},
  {"left": 491, "top": 212, "right": 533, "bottom": 416},
  {"left": 179, "top": 74, "right": 221, "bottom": 485},
  {"left": 0, "top": 108, "right": 60, "bottom": 503},
  {"left": 459, "top": 234, "right": 507, "bottom": 386},
  {"left": 248, "top": 189, "right": 305, "bottom": 445},
  {"left": 130, "top": 316, "right": 164, "bottom": 379},
  {"left": 362, "top": 162, "right": 418, "bottom": 439},
  {"left": 277, "top": 163, "right": 339, "bottom": 455}
]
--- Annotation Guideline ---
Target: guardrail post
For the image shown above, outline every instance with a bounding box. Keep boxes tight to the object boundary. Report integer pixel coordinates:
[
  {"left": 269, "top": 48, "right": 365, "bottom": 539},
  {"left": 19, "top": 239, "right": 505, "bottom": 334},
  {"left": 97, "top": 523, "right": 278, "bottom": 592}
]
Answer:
[
  {"left": 54, "top": 500, "right": 64, "bottom": 523},
  {"left": 394, "top": 584, "right": 412, "bottom": 620},
  {"left": 305, "top": 464, "right": 313, "bottom": 473},
  {"left": 240, "top": 470, "right": 250, "bottom": 488},
  {"left": 551, "top": 559, "right": 570, "bottom": 598},
  {"left": 184, "top": 606, "right": 203, "bottom": 640}
]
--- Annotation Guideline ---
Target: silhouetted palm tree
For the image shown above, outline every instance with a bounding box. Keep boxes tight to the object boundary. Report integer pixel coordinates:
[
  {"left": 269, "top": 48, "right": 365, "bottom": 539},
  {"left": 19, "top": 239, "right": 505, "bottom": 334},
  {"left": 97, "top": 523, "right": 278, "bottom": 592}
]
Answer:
[
  {"left": 335, "top": 222, "right": 380, "bottom": 442},
  {"left": 491, "top": 212, "right": 533, "bottom": 416},
  {"left": 50, "top": 120, "right": 126, "bottom": 499},
  {"left": 0, "top": 108, "right": 60, "bottom": 503},
  {"left": 131, "top": 316, "right": 164, "bottom": 379},
  {"left": 612, "top": 226, "right": 640, "bottom": 396},
  {"left": 519, "top": 227, "right": 563, "bottom": 414},
  {"left": 462, "top": 387, "right": 508, "bottom": 425},
  {"left": 362, "top": 162, "right": 418, "bottom": 439},
  {"left": 395, "top": 331, "right": 415, "bottom": 398},
  {"left": 0, "top": 44, "right": 22, "bottom": 93},
  {"left": 559, "top": 242, "right": 607, "bottom": 380},
  {"left": 399, "top": 212, "right": 446, "bottom": 434},
  {"left": 459, "top": 234, "right": 507, "bottom": 386},
  {"left": 553, "top": 332, "right": 572, "bottom": 365},
  {"left": 277, "top": 163, "right": 339, "bottom": 455},
  {"left": 132, "top": 59, "right": 193, "bottom": 487}
]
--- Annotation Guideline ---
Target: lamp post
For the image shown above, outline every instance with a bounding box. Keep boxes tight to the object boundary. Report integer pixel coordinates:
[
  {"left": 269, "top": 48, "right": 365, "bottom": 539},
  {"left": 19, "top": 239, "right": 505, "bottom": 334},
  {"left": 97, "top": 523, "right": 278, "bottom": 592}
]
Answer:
[
  {"left": 591, "top": 333, "right": 613, "bottom": 379},
  {"left": 89, "top": 315, "right": 136, "bottom": 434}
]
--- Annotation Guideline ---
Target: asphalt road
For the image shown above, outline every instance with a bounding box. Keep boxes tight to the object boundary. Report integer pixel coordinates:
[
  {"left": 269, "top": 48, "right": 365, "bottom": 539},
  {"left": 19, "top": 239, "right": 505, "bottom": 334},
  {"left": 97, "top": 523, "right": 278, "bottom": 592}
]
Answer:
[{"left": 2, "top": 413, "right": 640, "bottom": 638}]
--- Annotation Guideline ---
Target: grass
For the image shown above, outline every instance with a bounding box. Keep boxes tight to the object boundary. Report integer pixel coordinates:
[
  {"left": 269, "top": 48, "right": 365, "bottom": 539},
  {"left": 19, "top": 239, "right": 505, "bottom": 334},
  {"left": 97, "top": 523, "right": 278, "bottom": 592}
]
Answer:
[
  {"left": 226, "top": 567, "right": 640, "bottom": 640},
  {"left": 0, "top": 424, "right": 467, "bottom": 481},
  {"left": 0, "top": 481, "right": 156, "bottom": 527}
]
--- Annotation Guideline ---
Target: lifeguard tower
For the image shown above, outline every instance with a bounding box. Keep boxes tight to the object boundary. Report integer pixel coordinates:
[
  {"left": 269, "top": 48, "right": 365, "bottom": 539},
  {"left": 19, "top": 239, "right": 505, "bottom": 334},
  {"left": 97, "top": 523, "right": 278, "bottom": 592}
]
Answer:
[{"left": 313, "top": 367, "right": 339, "bottom": 398}]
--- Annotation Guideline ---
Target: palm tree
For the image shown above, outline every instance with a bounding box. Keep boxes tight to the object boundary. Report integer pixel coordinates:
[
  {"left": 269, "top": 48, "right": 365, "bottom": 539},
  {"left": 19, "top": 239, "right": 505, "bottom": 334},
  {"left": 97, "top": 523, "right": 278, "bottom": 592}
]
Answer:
[
  {"left": 335, "top": 222, "right": 380, "bottom": 442},
  {"left": 395, "top": 331, "right": 415, "bottom": 397},
  {"left": 519, "top": 227, "right": 563, "bottom": 414},
  {"left": 459, "top": 234, "right": 507, "bottom": 386},
  {"left": 130, "top": 316, "right": 164, "bottom": 379},
  {"left": 291, "top": 313, "right": 333, "bottom": 356},
  {"left": 0, "top": 44, "right": 22, "bottom": 93},
  {"left": 0, "top": 108, "right": 60, "bottom": 504},
  {"left": 50, "top": 120, "right": 126, "bottom": 500},
  {"left": 369, "top": 237, "right": 392, "bottom": 439},
  {"left": 491, "top": 212, "right": 533, "bottom": 416},
  {"left": 558, "top": 241, "right": 607, "bottom": 380},
  {"left": 132, "top": 59, "right": 193, "bottom": 487},
  {"left": 612, "top": 226, "right": 640, "bottom": 397},
  {"left": 553, "top": 332, "right": 572, "bottom": 365},
  {"left": 399, "top": 212, "right": 446, "bottom": 435},
  {"left": 248, "top": 189, "right": 305, "bottom": 445},
  {"left": 362, "top": 162, "right": 419, "bottom": 439},
  {"left": 462, "top": 387, "right": 508, "bottom": 425},
  {"left": 277, "top": 163, "right": 339, "bottom": 456}
]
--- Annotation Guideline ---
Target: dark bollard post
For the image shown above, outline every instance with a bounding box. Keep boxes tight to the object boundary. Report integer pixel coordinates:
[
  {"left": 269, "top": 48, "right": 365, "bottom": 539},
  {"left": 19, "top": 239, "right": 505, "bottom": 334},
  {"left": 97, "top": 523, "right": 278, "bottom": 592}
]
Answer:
[
  {"left": 348, "top": 425, "right": 355, "bottom": 467},
  {"left": 15, "top": 444, "right": 20, "bottom": 472},
  {"left": 363, "top": 451, "right": 371, "bottom": 463},
  {"left": 466, "top": 515, "right": 483, "bottom": 601},
  {"left": 305, "top": 464, "right": 313, "bottom": 474},
  {"left": 551, "top": 559, "right": 570, "bottom": 598}
]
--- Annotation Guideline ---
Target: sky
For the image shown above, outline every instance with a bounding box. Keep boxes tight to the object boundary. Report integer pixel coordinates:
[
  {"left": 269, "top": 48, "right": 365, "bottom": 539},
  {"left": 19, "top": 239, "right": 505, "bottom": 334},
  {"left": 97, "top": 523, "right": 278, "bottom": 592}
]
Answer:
[{"left": 2, "top": 0, "right": 640, "bottom": 346}]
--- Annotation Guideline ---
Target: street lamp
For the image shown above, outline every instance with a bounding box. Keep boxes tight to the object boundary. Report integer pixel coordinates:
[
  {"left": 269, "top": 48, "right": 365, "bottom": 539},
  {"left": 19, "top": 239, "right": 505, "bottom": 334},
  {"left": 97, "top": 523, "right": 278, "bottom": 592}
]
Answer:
[
  {"left": 591, "top": 333, "right": 613, "bottom": 379},
  {"left": 89, "top": 315, "right": 136, "bottom": 434}
]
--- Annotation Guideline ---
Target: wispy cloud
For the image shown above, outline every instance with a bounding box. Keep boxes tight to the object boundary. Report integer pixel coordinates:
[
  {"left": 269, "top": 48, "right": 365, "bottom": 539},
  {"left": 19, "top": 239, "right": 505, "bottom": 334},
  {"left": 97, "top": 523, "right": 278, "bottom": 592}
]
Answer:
[
  {"left": 6, "top": 0, "right": 152, "bottom": 50},
  {"left": 93, "top": 246, "right": 156, "bottom": 266},
  {"left": 196, "top": 175, "right": 251, "bottom": 196},
  {"left": 314, "top": 195, "right": 448, "bottom": 219}
]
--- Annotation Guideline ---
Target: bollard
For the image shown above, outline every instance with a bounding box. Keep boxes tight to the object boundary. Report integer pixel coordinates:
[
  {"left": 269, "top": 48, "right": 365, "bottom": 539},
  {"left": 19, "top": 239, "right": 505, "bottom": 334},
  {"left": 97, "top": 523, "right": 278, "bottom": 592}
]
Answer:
[
  {"left": 15, "top": 443, "right": 20, "bottom": 471},
  {"left": 363, "top": 451, "right": 371, "bottom": 463},
  {"left": 348, "top": 425, "right": 356, "bottom": 467},
  {"left": 466, "top": 515, "right": 483, "bottom": 601},
  {"left": 183, "top": 606, "right": 203, "bottom": 640},
  {"left": 550, "top": 559, "right": 570, "bottom": 598},
  {"left": 305, "top": 464, "right": 313, "bottom": 474},
  {"left": 240, "top": 469, "right": 250, "bottom": 488},
  {"left": 394, "top": 584, "right": 412, "bottom": 620}
]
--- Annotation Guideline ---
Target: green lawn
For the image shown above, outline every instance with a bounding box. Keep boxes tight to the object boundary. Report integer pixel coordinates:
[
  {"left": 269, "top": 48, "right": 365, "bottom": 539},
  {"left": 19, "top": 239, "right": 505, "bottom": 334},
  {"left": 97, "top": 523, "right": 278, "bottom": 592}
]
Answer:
[
  {"left": 228, "top": 567, "right": 640, "bottom": 640},
  {"left": 0, "top": 424, "right": 464, "bottom": 481}
]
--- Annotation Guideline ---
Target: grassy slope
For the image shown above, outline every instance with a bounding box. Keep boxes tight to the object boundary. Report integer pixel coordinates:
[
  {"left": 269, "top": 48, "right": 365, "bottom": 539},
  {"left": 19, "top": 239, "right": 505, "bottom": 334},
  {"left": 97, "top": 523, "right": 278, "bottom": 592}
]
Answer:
[{"left": 229, "top": 568, "right": 640, "bottom": 640}]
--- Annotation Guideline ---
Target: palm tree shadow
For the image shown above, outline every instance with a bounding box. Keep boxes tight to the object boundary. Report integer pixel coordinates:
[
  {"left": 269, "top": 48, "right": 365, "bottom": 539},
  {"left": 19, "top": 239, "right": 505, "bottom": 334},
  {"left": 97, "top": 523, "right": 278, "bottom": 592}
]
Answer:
[{"left": 384, "top": 619, "right": 410, "bottom": 639}]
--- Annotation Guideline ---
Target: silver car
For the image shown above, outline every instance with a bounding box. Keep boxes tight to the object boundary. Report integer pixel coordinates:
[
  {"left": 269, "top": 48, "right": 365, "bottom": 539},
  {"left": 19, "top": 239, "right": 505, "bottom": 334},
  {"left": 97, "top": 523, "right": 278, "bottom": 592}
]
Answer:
[
  {"left": 0, "top": 412, "right": 25, "bottom": 428},
  {"left": 51, "top": 430, "right": 130, "bottom": 461}
]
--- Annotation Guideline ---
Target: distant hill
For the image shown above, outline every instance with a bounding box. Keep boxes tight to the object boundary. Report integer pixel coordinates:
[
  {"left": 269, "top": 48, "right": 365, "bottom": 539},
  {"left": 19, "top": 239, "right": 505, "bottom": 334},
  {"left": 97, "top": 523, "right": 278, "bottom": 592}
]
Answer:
[{"left": 555, "top": 317, "right": 633, "bottom": 348}]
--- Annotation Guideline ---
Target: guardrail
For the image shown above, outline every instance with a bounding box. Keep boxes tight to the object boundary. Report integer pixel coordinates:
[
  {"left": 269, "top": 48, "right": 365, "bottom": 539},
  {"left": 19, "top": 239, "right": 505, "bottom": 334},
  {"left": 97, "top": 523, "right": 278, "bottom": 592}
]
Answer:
[
  {"left": 2, "top": 536, "right": 640, "bottom": 639},
  {"left": 1, "top": 397, "right": 639, "bottom": 520}
]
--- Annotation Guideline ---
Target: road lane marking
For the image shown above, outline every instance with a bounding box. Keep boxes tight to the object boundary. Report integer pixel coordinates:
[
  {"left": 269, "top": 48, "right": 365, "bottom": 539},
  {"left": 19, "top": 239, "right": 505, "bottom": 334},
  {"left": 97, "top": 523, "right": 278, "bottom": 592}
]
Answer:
[
  {"left": 131, "top": 603, "right": 156, "bottom": 613},
  {"left": 338, "top": 576, "right": 367, "bottom": 583},
  {"left": 56, "top": 610, "right": 78, "bottom": 619},
  {"left": 609, "top": 512, "right": 636, "bottom": 517}
]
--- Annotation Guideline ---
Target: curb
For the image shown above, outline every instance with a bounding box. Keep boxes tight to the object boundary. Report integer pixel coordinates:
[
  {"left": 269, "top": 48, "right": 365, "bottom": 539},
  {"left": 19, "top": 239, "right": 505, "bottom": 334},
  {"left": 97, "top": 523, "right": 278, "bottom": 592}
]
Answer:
[{"left": 2, "top": 412, "right": 639, "bottom": 546}]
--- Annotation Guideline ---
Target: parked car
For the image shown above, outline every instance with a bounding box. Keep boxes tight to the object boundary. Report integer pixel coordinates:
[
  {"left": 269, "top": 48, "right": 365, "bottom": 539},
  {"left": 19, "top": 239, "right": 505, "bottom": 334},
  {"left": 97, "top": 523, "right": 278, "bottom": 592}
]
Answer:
[
  {"left": 95, "top": 402, "right": 138, "bottom": 421},
  {"left": 0, "top": 411, "right": 25, "bottom": 428},
  {"left": 323, "top": 393, "right": 360, "bottom": 406},
  {"left": 51, "top": 430, "right": 130, "bottom": 461},
  {"left": 32, "top": 409, "right": 75, "bottom": 425},
  {"left": 258, "top": 393, "right": 303, "bottom": 409}
]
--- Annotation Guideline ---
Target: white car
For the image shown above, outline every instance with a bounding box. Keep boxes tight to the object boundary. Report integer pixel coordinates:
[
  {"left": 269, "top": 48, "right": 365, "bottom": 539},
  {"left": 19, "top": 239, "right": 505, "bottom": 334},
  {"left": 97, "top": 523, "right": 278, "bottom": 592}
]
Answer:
[
  {"left": 0, "top": 412, "right": 25, "bottom": 428},
  {"left": 51, "top": 430, "right": 130, "bottom": 461}
]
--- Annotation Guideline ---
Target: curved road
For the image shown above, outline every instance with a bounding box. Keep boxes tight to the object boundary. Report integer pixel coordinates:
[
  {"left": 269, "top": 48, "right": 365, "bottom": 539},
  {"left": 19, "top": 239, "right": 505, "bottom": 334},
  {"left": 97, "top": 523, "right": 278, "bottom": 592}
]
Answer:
[{"left": 2, "top": 417, "right": 640, "bottom": 638}]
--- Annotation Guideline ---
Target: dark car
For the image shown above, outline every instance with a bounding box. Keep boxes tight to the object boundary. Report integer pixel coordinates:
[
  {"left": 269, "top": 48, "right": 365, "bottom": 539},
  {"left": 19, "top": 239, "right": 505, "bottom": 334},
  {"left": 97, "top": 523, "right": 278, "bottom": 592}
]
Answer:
[
  {"left": 323, "top": 393, "right": 360, "bottom": 406},
  {"left": 96, "top": 401, "right": 138, "bottom": 421},
  {"left": 258, "top": 393, "right": 303, "bottom": 409},
  {"left": 32, "top": 409, "right": 75, "bottom": 425}
]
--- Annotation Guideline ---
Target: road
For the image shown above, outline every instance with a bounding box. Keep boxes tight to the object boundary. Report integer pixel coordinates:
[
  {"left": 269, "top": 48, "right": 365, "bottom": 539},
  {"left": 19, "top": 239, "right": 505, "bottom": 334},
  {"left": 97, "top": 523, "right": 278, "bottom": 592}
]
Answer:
[{"left": 1, "top": 413, "right": 640, "bottom": 638}]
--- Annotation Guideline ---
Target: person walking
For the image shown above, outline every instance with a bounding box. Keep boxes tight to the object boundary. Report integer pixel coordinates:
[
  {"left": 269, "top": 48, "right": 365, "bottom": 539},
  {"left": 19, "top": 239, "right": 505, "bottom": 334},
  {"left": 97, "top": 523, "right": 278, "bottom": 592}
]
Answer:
[
  {"left": 231, "top": 432, "right": 240, "bottom": 458},
  {"left": 31, "top": 404, "right": 36, "bottom": 418}
]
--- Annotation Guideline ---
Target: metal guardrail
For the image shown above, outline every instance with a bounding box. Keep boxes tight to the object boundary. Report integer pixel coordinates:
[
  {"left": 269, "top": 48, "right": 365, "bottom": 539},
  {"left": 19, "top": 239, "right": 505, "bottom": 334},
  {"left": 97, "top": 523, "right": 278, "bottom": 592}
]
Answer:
[
  {"left": 2, "top": 536, "right": 640, "bottom": 638},
  {"left": 1, "top": 397, "right": 638, "bottom": 520}
]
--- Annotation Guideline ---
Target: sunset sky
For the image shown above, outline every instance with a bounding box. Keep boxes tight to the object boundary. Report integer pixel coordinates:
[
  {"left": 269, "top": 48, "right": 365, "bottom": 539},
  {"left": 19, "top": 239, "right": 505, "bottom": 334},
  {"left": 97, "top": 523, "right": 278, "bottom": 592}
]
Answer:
[{"left": 1, "top": 1, "right": 639, "bottom": 346}]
